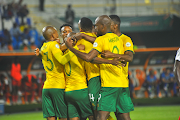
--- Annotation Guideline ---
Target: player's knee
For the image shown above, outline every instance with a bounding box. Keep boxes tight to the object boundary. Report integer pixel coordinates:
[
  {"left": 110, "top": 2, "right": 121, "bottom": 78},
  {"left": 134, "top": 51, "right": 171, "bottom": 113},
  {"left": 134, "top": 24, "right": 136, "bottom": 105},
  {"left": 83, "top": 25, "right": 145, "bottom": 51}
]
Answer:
[{"left": 96, "top": 113, "right": 108, "bottom": 120}]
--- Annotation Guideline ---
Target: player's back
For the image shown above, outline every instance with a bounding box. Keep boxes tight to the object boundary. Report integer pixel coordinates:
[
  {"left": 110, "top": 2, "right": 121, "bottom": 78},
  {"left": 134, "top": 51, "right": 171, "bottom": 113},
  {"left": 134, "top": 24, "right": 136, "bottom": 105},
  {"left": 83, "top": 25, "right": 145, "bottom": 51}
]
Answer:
[
  {"left": 64, "top": 43, "right": 87, "bottom": 92},
  {"left": 93, "top": 32, "right": 128, "bottom": 87},
  {"left": 77, "top": 32, "right": 100, "bottom": 81},
  {"left": 41, "top": 41, "right": 65, "bottom": 89}
]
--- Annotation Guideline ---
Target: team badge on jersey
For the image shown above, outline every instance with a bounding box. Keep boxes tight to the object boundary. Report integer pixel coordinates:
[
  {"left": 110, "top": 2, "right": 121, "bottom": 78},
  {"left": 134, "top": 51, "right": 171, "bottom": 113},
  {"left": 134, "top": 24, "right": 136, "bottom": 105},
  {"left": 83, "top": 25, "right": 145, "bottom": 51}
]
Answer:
[
  {"left": 55, "top": 44, "right": 60, "bottom": 49},
  {"left": 126, "top": 42, "right": 131, "bottom": 47},
  {"left": 93, "top": 42, "right": 98, "bottom": 47}
]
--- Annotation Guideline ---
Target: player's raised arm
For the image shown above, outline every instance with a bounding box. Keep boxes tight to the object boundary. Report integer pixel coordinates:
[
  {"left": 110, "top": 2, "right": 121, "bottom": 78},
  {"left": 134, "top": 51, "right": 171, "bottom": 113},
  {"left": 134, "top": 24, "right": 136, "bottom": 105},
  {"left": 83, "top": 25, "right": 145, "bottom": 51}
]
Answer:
[{"left": 73, "top": 33, "right": 96, "bottom": 44}]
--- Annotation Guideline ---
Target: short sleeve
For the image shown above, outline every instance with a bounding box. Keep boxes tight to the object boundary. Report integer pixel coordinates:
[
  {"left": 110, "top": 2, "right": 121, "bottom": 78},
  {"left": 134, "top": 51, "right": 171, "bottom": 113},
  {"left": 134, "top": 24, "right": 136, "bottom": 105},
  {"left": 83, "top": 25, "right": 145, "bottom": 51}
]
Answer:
[
  {"left": 123, "top": 37, "right": 134, "bottom": 53},
  {"left": 175, "top": 48, "right": 180, "bottom": 61},
  {"left": 92, "top": 37, "right": 103, "bottom": 53}
]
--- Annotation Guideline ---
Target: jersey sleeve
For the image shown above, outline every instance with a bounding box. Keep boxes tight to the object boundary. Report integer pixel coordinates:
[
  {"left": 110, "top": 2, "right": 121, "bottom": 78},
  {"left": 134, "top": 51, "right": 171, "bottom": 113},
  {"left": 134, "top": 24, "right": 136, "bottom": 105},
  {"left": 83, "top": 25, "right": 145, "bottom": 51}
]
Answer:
[
  {"left": 51, "top": 41, "right": 77, "bottom": 65},
  {"left": 92, "top": 37, "right": 103, "bottom": 53},
  {"left": 123, "top": 37, "right": 134, "bottom": 53},
  {"left": 175, "top": 48, "right": 180, "bottom": 61}
]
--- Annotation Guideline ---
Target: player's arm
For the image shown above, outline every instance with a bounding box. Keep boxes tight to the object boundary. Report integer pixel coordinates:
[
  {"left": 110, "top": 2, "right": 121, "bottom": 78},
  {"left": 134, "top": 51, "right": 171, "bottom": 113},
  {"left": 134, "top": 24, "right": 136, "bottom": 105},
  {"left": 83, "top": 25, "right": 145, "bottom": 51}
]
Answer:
[
  {"left": 174, "top": 60, "right": 180, "bottom": 90},
  {"left": 101, "top": 50, "right": 133, "bottom": 62},
  {"left": 51, "top": 43, "right": 80, "bottom": 65},
  {"left": 65, "top": 37, "right": 122, "bottom": 66},
  {"left": 74, "top": 33, "right": 96, "bottom": 44},
  {"left": 65, "top": 37, "right": 98, "bottom": 62},
  {"left": 34, "top": 48, "right": 42, "bottom": 58},
  {"left": 91, "top": 56, "right": 124, "bottom": 67}
]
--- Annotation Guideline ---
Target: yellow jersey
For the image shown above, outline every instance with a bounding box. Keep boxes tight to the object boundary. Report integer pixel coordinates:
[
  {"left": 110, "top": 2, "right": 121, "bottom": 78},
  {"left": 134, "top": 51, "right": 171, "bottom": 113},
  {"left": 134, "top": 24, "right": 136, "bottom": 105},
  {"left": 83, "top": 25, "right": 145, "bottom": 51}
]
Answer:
[
  {"left": 77, "top": 32, "right": 100, "bottom": 81},
  {"left": 93, "top": 32, "right": 128, "bottom": 87},
  {"left": 41, "top": 41, "right": 65, "bottom": 89},
  {"left": 120, "top": 33, "right": 134, "bottom": 79},
  {"left": 64, "top": 42, "right": 87, "bottom": 92}
]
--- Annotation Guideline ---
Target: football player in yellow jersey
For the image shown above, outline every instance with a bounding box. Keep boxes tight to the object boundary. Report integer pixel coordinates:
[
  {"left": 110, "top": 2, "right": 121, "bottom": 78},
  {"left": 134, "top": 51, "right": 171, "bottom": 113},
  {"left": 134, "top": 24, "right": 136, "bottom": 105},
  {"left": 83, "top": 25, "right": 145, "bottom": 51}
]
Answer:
[
  {"left": 100, "top": 15, "right": 134, "bottom": 120},
  {"left": 36, "top": 26, "right": 82, "bottom": 120},
  {"left": 77, "top": 17, "right": 100, "bottom": 117},
  {"left": 65, "top": 15, "right": 128, "bottom": 120}
]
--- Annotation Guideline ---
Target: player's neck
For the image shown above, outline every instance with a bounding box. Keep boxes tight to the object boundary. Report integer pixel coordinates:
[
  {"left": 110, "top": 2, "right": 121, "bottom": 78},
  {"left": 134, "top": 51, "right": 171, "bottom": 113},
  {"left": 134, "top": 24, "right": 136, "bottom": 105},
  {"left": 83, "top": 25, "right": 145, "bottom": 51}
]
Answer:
[{"left": 115, "top": 30, "right": 121, "bottom": 36}]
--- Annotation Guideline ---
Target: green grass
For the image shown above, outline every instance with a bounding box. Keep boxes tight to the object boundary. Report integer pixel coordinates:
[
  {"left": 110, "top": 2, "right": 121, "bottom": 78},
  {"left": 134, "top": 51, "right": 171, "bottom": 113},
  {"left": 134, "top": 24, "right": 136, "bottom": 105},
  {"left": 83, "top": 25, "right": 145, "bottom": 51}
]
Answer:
[{"left": 0, "top": 105, "right": 180, "bottom": 120}]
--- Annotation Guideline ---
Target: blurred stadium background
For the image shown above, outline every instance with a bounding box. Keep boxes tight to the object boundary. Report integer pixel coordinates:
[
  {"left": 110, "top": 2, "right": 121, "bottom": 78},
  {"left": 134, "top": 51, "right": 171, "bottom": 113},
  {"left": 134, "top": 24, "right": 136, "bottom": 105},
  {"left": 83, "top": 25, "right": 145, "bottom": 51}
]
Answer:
[{"left": 0, "top": 0, "right": 180, "bottom": 119}]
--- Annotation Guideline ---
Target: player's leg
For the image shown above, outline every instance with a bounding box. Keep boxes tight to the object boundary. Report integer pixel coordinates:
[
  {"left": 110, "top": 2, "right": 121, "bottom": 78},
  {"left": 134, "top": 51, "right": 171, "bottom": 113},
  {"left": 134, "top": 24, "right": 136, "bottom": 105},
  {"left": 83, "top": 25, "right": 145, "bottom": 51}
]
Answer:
[
  {"left": 88, "top": 76, "right": 101, "bottom": 118},
  {"left": 65, "top": 88, "right": 93, "bottom": 120},
  {"left": 97, "top": 111, "right": 110, "bottom": 120},
  {"left": 97, "top": 87, "right": 118, "bottom": 120},
  {"left": 116, "top": 88, "right": 134, "bottom": 120},
  {"left": 42, "top": 89, "right": 57, "bottom": 119},
  {"left": 51, "top": 89, "right": 67, "bottom": 119},
  {"left": 115, "top": 113, "right": 131, "bottom": 120}
]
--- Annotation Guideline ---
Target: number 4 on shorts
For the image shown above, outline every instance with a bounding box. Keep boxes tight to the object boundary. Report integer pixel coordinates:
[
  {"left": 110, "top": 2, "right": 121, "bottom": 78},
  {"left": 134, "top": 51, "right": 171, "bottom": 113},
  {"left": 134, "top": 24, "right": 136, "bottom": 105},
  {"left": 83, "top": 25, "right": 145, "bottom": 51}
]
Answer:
[{"left": 89, "top": 93, "right": 95, "bottom": 101}]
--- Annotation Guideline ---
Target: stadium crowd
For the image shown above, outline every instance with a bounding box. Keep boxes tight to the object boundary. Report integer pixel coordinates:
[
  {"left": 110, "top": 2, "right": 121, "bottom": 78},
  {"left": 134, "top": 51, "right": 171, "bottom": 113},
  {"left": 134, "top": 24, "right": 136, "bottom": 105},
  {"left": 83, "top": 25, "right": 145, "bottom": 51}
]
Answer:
[{"left": 0, "top": 0, "right": 45, "bottom": 52}]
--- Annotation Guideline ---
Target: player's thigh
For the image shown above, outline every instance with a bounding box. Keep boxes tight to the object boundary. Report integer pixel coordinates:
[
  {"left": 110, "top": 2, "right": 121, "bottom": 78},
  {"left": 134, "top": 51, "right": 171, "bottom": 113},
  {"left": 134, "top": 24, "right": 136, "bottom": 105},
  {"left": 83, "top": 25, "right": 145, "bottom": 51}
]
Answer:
[
  {"left": 50, "top": 89, "right": 67, "bottom": 118},
  {"left": 65, "top": 88, "right": 93, "bottom": 118},
  {"left": 97, "top": 87, "right": 119, "bottom": 112},
  {"left": 42, "top": 89, "right": 55, "bottom": 118},
  {"left": 88, "top": 76, "right": 101, "bottom": 110},
  {"left": 116, "top": 88, "right": 134, "bottom": 114},
  {"left": 42, "top": 89, "right": 67, "bottom": 118}
]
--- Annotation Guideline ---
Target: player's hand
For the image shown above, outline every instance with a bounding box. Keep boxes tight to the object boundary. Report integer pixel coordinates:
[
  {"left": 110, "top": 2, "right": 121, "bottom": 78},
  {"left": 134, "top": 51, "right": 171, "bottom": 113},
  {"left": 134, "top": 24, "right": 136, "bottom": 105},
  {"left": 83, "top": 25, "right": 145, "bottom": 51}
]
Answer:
[
  {"left": 73, "top": 33, "right": 82, "bottom": 41},
  {"left": 65, "top": 37, "right": 73, "bottom": 48},
  {"left": 34, "top": 48, "right": 40, "bottom": 56},
  {"left": 77, "top": 44, "right": 85, "bottom": 50},
  {"left": 111, "top": 57, "right": 121, "bottom": 67},
  {"left": 101, "top": 50, "right": 115, "bottom": 58}
]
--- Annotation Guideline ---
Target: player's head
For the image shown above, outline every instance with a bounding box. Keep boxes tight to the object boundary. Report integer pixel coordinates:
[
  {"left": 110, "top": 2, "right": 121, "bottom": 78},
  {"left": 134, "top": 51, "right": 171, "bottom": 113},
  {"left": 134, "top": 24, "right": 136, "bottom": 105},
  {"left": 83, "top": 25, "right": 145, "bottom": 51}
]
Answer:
[
  {"left": 42, "top": 26, "right": 58, "bottom": 41},
  {"left": 65, "top": 31, "right": 77, "bottom": 46},
  {"left": 78, "top": 17, "right": 93, "bottom": 32},
  {"left": 94, "top": 15, "right": 112, "bottom": 36},
  {"left": 59, "top": 23, "right": 73, "bottom": 41},
  {"left": 109, "top": 15, "right": 121, "bottom": 33}
]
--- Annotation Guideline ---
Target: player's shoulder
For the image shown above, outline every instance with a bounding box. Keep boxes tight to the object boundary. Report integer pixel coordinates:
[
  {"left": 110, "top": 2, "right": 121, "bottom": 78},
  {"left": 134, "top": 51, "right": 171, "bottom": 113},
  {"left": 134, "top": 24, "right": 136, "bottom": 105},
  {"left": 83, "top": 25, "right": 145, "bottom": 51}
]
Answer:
[
  {"left": 49, "top": 41, "right": 60, "bottom": 48},
  {"left": 121, "top": 34, "right": 132, "bottom": 41}
]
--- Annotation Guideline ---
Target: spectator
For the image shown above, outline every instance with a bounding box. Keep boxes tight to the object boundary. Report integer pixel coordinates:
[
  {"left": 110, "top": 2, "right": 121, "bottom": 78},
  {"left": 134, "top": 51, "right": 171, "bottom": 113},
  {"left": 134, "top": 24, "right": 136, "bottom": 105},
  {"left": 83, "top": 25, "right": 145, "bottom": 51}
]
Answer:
[
  {"left": 2, "top": 3, "right": 13, "bottom": 20},
  {"left": 161, "top": 68, "right": 177, "bottom": 97},
  {"left": 143, "top": 69, "right": 159, "bottom": 98},
  {"left": 0, "top": 74, "right": 11, "bottom": 105},
  {"left": 10, "top": 23, "right": 21, "bottom": 41},
  {"left": 17, "top": 4, "right": 29, "bottom": 23},
  {"left": 39, "top": 0, "right": 45, "bottom": 11},
  {"left": 65, "top": 4, "right": 75, "bottom": 29},
  {"left": 10, "top": 57, "right": 22, "bottom": 105}
]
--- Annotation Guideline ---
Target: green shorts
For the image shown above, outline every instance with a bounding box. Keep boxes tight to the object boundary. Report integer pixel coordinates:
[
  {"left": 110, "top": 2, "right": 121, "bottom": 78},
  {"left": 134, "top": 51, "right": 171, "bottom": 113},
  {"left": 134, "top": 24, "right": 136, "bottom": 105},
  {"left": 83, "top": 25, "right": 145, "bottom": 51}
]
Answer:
[
  {"left": 97, "top": 87, "right": 134, "bottom": 113},
  {"left": 65, "top": 88, "right": 93, "bottom": 118},
  {"left": 42, "top": 89, "right": 67, "bottom": 118},
  {"left": 88, "top": 76, "right": 101, "bottom": 110}
]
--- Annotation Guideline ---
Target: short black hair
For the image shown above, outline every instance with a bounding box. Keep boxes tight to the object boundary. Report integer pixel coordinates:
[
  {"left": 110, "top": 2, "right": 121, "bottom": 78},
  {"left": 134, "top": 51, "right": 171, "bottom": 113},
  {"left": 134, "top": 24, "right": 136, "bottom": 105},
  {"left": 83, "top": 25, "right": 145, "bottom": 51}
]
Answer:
[
  {"left": 79, "top": 17, "right": 93, "bottom": 32},
  {"left": 59, "top": 23, "right": 72, "bottom": 32},
  {"left": 109, "top": 15, "right": 121, "bottom": 26}
]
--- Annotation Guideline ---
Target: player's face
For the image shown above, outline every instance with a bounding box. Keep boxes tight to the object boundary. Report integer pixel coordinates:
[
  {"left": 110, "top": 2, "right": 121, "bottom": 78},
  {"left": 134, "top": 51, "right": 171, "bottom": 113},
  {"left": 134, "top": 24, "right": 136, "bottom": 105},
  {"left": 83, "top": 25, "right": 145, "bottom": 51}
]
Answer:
[
  {"left": 94, "top": 17, "right": 104, "bottom": 36},
  {"left": 61, "top": 26, "right": 72, "bottom": 41},
  {"left": 110, "top": 21, "right": 115, "bottom": 33}
]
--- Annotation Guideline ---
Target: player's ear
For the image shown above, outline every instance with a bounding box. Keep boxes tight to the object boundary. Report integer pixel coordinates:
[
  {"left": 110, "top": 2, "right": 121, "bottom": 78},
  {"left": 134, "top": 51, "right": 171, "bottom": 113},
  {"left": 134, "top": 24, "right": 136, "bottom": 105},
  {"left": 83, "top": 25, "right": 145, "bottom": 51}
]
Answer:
[
  {"left": 114, "top": 24, "right": 118, "bottom": 29},
  {"left": 52, "top": 33, "right": 56, "bottom": 39}
]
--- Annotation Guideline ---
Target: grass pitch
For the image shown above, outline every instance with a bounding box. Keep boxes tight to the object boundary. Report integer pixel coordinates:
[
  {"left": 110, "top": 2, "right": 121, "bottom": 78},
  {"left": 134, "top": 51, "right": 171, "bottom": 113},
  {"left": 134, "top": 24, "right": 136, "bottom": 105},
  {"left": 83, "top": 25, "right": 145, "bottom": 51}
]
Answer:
[{"left": 0, "top": 105, "right": 179, "bottom": 120}]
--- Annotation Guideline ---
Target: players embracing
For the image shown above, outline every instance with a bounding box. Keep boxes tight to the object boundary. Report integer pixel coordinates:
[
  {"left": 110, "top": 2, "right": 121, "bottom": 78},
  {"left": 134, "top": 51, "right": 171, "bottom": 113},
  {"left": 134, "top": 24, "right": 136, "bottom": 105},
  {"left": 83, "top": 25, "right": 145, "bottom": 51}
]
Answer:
[{"left": 35, "top": 15, "right": 134, "bottom": 120}]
